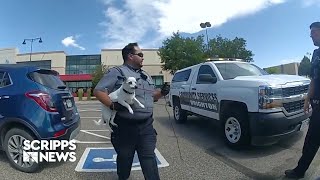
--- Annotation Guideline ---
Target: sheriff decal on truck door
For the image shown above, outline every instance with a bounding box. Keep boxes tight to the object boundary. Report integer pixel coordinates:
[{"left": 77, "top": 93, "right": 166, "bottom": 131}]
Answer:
[{"left": 180, "top": 90, "right": 219, "bottom": 112}]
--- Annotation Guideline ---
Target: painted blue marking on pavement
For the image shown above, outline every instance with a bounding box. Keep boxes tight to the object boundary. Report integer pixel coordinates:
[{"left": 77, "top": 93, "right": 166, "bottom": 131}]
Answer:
[{"left": 75, "top": 147, "right": 169, "bottom": 172}]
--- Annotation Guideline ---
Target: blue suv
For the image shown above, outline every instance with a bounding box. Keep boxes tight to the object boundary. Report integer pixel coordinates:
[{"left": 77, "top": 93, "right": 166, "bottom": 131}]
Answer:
[{"left": 0, "top": 65, "right": 80, "bottom": 173}]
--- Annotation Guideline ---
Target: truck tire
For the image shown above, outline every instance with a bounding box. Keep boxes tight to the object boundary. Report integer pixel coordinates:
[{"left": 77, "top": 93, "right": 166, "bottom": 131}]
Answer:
[
  {"left": 173, "top": 98, "right": 187, "bottom": 124},
  {"left": 4, "top": 128, "right": 40, "bottom": 173},
  {"left": 222, "top": 109, "right": 250, "bottom": 148}
]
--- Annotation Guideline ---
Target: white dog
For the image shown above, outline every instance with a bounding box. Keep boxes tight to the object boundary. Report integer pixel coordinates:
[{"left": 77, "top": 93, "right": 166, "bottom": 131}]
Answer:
[{"left": 94, "top": 77, "right": 145, "bottom": 127}]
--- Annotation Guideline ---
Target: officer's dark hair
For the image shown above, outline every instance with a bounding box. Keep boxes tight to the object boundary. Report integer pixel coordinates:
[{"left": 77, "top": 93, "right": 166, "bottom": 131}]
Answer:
[
  {"left": 310, "top": 22, "right": 320, "bottom": 29},
  {"left": 122, "top": 42, "right": 139, "bottom": 62}
]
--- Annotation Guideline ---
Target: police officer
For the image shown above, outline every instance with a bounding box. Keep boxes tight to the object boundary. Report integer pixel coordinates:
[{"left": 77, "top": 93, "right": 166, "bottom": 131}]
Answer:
[
  {"left": 285, "top": 22, "right": 320, "bottom": 179},
  {"left": 94, "top": 42, "right": 169, "bottom": 180}
]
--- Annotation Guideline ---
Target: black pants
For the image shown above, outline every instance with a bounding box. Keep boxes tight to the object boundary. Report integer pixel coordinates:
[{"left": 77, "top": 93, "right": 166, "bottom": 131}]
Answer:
[
  {"left": 110, "top": 117, "right": 160, "bottom": 180},
  {"left": 295, "top": 100, "right": 320, "bottom": 174}
]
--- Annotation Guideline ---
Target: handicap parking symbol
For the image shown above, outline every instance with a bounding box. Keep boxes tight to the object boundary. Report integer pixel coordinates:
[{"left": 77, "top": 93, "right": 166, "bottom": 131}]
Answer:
[{"left": 75, "top": 147, "right": 169, "bottom": 172}]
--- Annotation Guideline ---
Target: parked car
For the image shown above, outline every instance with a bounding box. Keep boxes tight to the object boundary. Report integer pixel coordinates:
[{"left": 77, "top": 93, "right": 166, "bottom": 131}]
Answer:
[
  {"left": 169, "top": 59, "right": 311, "bottom": 148},
  {"left": 0, "top": 64, "right": 80, "bottom": 172}
]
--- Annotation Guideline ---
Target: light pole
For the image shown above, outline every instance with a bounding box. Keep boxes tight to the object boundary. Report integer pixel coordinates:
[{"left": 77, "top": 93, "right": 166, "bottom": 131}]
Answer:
[
  {"left": 200, "top": 22, "right": 211, "bottom": 52},
  {"left": 22, "top": 37, "right": 42, "bottom": 61}
]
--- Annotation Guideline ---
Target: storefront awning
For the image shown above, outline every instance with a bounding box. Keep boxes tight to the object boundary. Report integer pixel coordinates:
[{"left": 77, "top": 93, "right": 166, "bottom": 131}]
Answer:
[{"left": 59, "top": 74, "right": 92, "bottom": 81}]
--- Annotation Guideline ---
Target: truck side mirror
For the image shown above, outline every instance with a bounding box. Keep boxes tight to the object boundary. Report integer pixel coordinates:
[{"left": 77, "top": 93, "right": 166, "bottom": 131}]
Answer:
[{"left": 198, "top": 74, "right": 217, "bottom": 83}]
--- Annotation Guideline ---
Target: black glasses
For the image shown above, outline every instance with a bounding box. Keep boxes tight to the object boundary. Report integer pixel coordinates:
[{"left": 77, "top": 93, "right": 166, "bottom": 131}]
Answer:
[{"left": 131, "top": 52, "right": 144, "bottom": 58}]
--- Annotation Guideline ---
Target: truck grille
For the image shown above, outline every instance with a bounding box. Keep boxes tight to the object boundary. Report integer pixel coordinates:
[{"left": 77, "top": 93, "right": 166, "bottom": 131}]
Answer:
[
  {"left": 283, "top": 100, "right": 304, "bottom": 113},
  {"left": 282, "top": 85, "right": 308, "bottom": 97}
]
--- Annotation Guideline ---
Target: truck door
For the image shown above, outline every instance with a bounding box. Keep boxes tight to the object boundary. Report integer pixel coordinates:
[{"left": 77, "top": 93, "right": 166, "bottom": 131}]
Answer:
[
  {"left": 190, "top": 64, "right": 219, "bottom": 120},
  {"left": 176, "top": 69, "right": 193, "bottom": 112},
  {"left": 171, "top": 68, "right": 193, "bottom": 112}
]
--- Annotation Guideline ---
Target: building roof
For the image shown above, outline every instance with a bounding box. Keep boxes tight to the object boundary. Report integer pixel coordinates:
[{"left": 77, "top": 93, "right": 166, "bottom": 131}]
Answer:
[
  {"left": 59, "top": 74, "right": 92, "bottom": 81},
  {"left": 17, "top": 51, "right": 66, "bottom": 56}
]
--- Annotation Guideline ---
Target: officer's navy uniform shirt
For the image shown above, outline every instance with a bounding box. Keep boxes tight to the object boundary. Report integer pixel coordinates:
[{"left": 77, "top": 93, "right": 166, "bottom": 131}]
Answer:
[
  {"left": 94, "top": 64, "right": 155, "bottom": 122},
  {"left": 310, "top": 48, "right": 320, "bottom": 99}
]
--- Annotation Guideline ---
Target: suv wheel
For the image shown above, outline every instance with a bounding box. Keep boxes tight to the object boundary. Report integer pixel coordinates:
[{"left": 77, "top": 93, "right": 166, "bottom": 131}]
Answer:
[
  {"left": 4, "top": 128, "right": 40, "bottom": 173},
  {"left": 173, "top": 98, "right": 187, "bottom": 123},
  {"left": 222, "top": 109, "right": 250, "bottom": 148}
]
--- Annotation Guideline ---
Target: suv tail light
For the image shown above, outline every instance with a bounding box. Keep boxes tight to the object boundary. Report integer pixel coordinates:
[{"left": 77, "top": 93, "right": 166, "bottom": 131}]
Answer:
[{"left": 25, "top": 91, "right": 58, "bottom": 112}]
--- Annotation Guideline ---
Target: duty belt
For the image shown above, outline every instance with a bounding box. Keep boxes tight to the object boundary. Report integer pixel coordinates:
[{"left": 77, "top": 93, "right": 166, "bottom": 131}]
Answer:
[{"left": 114, "top": 114, "right": 152, "bottom": 125}]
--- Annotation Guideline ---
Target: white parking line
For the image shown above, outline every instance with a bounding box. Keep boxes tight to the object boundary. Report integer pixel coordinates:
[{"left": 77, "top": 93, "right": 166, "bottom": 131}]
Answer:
[
  {"left": 77, "top": 104, "right": 101, "bottom": 105},
  {"left": 81, "top": 129, "right": 109, "bottom": 132},
  {"left": 80, "top": 117, "right": 101, "bottom": 119},
  {"left": 74, "top": 140, "right": 110, "bottom": 144},
  {"left": 80, "top": 130, "right": 110, "bottom": 140},
  {"left": 79, "top": 109, "right": 101, "bottom": 112}
]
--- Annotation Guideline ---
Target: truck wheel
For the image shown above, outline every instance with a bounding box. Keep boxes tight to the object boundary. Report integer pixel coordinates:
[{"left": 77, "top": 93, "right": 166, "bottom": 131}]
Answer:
[
  {"left": 173, "top": 99, "right": 187, "bottom": 124},
  {"left": 3, "top": 128, "right": 40, "bottom": 173},
  {"left": 222, "top": 109, "right": 250, "bottom": 148}
]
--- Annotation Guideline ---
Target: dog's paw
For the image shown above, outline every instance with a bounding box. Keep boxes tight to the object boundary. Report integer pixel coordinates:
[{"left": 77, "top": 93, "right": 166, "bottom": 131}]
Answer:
[
  {"left": 129, "top": 109, "right": 134, "bottom": 114},
  {"left": 95, "top": 121, "right": 108, "bottom": 126},
  {"left": 139, "top": 104, "right": 145, "bottom": 108},
  {"left": 110, "top": 122, "right": 118, "bottom": 127}
]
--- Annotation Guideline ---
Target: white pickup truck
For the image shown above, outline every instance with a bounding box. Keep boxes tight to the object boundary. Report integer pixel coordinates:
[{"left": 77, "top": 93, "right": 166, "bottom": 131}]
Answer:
[{"left": 169, "top": 59, "right": 311, "bottom": 148}]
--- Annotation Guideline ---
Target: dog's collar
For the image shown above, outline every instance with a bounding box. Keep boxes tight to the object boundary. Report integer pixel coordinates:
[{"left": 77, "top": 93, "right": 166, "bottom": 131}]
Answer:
[{"left": 123, "top": 88, "right": 134, "bottom": 94}]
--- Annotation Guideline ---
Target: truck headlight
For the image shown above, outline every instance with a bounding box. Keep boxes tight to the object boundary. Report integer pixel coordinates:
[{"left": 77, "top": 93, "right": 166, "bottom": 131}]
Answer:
[{"left": 258, "top": 85, "right": 282, "bottom": 109}]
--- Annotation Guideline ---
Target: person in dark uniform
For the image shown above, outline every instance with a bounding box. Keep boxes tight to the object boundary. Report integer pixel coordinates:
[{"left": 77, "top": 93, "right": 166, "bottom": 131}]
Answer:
[
  {"left": 285, "top": 21, "right": 320, "bottom": 179},
  {"left": 94, "top": 42, "right": 169, "bottom": 180}
]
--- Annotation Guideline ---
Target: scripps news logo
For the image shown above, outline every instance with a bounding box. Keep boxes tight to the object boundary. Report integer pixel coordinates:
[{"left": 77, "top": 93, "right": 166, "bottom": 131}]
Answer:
[{"left": 22, "top": 140, "right": 76, "bottom": 163}]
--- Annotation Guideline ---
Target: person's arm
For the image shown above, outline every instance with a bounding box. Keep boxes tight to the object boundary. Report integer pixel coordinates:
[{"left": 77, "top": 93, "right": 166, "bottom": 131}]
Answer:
[
  {"left": 307, "top": 53, "right": 315, "bottom": 101},
  {"left": 153, "top": 83, "right": 170, "bottom": 101},
  {"left": 304, "top": 78, "right": 314, "bottom": 113},
  {"left": 93, "top": 68, "right": 119, "bottom": 108},
  {"left": 94, "top": 90, "right": 113, "bottom": 107},
  {"left": 306, "top": 79, "right": 314, "bottom": 101},
  {"left": 304, "top": 55, "right": 315, "bottom": 113}
]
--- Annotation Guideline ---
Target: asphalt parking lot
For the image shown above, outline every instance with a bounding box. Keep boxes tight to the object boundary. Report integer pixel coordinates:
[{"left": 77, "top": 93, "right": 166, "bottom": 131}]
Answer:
[{"left": 0, "top": 99, "right": 319, "bottom": 180}]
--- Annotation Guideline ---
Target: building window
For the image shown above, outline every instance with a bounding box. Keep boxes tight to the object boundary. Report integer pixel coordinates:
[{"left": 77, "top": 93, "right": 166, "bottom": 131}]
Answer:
[
  {"left": 65, "top": 81, "right": 92, "bottom": 94},
  {"left": 66, "top": 55, "right": 101, "bottom": 75},
  {"left": 17, "top": 60, "right": 51, "bottom": 69},
  {"left": 151, "top": 75, "right": 164, "bottom": 88}
]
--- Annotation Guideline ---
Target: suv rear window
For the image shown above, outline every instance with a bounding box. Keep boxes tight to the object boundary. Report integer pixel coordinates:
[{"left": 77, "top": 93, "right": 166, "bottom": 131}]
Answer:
[
  {"left": 0, "top": 72, "right": 12, "bottom": 87},
  {"left": 172, "top": 69, "right": 191, "bottom": 82},
  {"left": 29, "top": 70, "right": 66, "bottom": 89}
]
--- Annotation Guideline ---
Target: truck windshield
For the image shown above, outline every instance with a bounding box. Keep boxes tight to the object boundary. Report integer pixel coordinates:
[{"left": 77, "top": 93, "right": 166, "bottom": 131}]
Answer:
[{"left": 215, "top": 63, "right": 269, "bottom": 80}]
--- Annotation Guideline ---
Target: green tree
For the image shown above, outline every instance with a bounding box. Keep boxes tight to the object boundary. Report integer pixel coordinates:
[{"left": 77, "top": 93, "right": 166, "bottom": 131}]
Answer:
[
  {"left": 208, "top": 35, "right": 254, "bottom": 62},
  {"left": 298, "top": 56, "right": 311, "bottom": 77},
  {"left": 92, "top": 64, "right": 108, "bottom": 89},
  {"left": 158, "top": 32, "right": 207, "bottom": 74},
  {"left": 158, "top": 32, "right": 254, "bottom": 74},
  {"left": 265, "top": 67, "right": 280, "bottom": 74}
]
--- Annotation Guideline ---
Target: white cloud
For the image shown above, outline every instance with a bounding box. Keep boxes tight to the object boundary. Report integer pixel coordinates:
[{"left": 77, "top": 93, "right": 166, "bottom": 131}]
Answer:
[
  {"left": 100, "top": 0, "right": 286, "bottom": 48},
  {"left": 302, "top": 0, "right": 320, "bottom": 7},
  {"left": 61, "top": 36, "right": 86, "bottom": 50}
]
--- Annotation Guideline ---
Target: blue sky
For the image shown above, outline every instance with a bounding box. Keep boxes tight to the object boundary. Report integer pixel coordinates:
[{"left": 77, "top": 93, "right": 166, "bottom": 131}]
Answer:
[{"left": 0, "top": 0, "right": 319, "bottom": 68}]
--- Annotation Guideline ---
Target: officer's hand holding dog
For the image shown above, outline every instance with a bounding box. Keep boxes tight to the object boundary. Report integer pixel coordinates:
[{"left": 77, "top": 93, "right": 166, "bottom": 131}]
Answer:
[
  {"left": 303, "top": 98, "right": 310, "bottom": 114},
  {"left": 160, "top": 84, "right": 170, "bottom": 96},
  {"left": 110, "top": 102, "right": 128, "bottom": 112}
]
